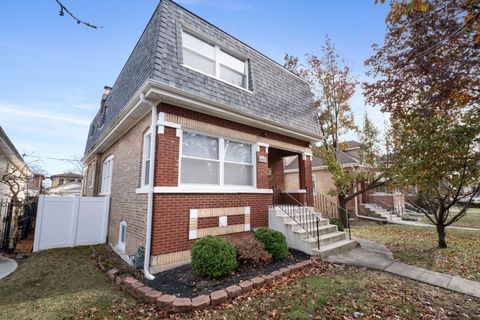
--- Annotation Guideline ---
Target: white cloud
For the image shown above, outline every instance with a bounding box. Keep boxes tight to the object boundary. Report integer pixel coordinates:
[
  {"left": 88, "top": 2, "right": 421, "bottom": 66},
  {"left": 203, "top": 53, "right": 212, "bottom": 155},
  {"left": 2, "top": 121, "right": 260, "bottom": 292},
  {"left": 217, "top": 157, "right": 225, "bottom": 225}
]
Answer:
[{"left": 0, "top": 104, "right": 91, "bottom": 126}]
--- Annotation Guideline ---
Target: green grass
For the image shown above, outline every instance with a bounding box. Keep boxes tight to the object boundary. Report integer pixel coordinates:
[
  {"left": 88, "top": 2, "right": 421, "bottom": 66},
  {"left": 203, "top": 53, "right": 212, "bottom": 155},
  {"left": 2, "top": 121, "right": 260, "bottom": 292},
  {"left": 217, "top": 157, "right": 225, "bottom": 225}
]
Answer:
[
  {"left": 353, "top": 224, "right": 480, "bottom": 281},
  {"left": 420, "top": 207, "right": 480, "bottom": 229}
]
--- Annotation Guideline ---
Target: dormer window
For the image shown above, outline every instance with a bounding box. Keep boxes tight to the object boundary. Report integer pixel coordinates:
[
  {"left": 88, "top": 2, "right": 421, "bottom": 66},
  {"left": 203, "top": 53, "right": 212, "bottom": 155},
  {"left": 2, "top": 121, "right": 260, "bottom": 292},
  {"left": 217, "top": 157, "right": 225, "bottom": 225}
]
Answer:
[{"left": 181, "top": 30, "right": 249, "bottom": 90}]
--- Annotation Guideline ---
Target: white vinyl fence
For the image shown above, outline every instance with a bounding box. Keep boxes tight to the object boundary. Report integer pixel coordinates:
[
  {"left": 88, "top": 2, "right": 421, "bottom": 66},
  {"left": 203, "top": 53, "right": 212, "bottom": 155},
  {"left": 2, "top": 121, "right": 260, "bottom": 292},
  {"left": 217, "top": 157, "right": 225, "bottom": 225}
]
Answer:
[{"left": 33, "top": 195, "right": 110, "bottom": 252}]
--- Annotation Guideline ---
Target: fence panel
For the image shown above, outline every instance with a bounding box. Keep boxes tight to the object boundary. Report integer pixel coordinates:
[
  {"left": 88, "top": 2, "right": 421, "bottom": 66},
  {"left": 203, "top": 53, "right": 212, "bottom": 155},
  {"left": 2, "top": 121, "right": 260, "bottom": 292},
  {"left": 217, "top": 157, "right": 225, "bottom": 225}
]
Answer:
[{"left": 33, "top": 195, "right": 110, "bottom": 252}]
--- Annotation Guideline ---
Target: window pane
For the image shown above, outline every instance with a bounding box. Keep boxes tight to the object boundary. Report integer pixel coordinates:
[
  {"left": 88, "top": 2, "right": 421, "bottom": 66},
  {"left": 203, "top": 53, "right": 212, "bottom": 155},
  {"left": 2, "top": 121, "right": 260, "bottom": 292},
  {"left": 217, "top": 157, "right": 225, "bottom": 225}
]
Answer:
[
  {"left": 219, "top": 50, "right": 245, "bottom": 73},
  {"left": 182, "top": 32, "right": 215, "bottom": 59},
  {"left": 224, "top": 140, "right": 252, "bottom": 163},
  {"left": 181, "top": 158, "right": 219, "bottom": 184},
  {"left": 144, "top": 160, "right": 150, "bottom": 185},
  {"left": 182, "top": 132, "right": 219, "bottom": 160},
  {"left": 224, "top": 163, "right": 253, "bottom": 186},
  {"left": 183, "top": 49, "right": 216, "bottom": 76},
  {"left": 220, "top": 65, "right": 246, "bottom": 88},
  {"left": 144, "top": 133, "right": 151, "bottom": 159}
]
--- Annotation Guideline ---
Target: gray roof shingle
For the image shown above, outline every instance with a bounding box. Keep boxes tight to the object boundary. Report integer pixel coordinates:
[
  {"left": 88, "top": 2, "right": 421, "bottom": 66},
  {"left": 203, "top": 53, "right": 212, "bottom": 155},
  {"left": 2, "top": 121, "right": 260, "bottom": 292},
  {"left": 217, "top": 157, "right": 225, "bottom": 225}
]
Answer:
[{"left": 84, "top": 0, "right": 320, "bottom": 154}]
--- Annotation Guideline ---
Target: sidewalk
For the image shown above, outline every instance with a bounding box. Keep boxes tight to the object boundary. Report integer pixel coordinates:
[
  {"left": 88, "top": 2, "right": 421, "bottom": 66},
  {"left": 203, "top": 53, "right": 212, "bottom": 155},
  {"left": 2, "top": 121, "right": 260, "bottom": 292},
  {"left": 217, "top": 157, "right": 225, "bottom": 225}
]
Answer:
[
  {"left": 390, "top": 219, "right": 480, "bottom": 232},
  {"left": 0, "top": 255, "right": 17, "bottom": 280},
  {"left": 326, "top": 237, "right": 480, "bottom": 299}
]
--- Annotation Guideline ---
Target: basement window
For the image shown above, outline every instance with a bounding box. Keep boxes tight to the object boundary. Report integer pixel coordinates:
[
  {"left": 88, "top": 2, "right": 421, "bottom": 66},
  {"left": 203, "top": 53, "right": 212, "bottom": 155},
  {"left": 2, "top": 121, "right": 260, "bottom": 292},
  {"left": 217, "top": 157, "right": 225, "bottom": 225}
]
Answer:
[
  {"left": 118, "top": 221, "right": 126, "bottom": 253},
  {"left": 181, "top": 30, "right": 249, "bottom": 90}
]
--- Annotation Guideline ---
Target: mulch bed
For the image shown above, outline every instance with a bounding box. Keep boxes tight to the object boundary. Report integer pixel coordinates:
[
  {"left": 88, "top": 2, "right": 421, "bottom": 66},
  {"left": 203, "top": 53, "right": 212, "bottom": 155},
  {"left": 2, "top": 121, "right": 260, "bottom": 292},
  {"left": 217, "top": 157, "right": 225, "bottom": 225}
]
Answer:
[{"left": 145, "top": 249, "right": 310, "bottom": 298}]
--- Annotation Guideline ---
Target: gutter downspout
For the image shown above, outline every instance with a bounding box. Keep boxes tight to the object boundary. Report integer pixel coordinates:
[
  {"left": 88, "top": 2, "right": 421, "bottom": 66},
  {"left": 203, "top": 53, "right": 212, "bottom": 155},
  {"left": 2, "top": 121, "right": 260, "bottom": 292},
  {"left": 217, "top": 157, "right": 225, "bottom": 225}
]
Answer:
[{"left": 141, "top": 93, "right": 157, "bottom": 280}]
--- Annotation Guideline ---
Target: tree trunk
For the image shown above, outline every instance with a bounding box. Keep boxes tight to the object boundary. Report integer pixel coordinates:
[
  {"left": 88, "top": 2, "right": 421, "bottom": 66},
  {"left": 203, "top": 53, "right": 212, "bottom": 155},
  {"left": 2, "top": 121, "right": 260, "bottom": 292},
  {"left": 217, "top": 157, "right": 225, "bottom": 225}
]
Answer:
[
  {"left": 436, "top": 224, "right": 448, "bottom": 248},
  {"left": 338, "top": 194, "right": 348, "bottom": 228}
]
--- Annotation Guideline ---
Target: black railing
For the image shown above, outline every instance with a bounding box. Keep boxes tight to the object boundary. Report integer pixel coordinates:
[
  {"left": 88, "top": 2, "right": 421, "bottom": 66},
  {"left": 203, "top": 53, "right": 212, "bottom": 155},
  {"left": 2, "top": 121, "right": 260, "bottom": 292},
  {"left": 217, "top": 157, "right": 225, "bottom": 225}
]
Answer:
[
  {"left": 273, "top": 188, "right": 321, "bottom": 250},
  {"left": 312, "top": 190, "right": 351, "bottom": 240}
]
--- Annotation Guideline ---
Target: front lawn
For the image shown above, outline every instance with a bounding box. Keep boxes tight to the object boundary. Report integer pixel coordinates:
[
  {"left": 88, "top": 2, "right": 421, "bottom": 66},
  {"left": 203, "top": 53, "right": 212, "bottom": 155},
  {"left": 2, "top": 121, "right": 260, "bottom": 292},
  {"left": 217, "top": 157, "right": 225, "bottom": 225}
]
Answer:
[
  {"left": 1, "top": 245, "right": 479, "bottom": 319},
  {"left": 420, "top": 207, "right": 480, "bottom": 229},
  {"left": 353, "top": 224, "right": 480, "bottom": 281},
  {"left": 0, "top": 246, "right": 139, "bottom": 320}
]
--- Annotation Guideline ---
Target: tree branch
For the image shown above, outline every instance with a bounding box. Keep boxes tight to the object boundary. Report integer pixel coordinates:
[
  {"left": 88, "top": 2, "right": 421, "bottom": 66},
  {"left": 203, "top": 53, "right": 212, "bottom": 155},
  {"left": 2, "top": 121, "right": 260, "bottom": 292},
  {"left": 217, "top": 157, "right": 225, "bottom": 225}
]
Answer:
[{"left": 55, "top": 0, "right": 102, "bottom": 29}]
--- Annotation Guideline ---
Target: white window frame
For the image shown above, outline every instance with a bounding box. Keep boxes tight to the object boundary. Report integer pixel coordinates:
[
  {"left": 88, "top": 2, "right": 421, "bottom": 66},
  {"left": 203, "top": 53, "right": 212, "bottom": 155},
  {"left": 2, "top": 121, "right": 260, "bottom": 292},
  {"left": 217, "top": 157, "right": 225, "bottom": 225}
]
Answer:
[
  {"left": 117, "top": 221, "right": 127, "bottom": 253},
  {"left": 179, "top": 130, "right": 256, "bottom": 188},
  {"left": 100, "top": 155, "right": 114, "bottom": 195},
  {"left": 141, "top": 130, "right": 152, "bottom": 187},
  {"left": 181, "top": 29, "right": 251, "bottom": 93}
]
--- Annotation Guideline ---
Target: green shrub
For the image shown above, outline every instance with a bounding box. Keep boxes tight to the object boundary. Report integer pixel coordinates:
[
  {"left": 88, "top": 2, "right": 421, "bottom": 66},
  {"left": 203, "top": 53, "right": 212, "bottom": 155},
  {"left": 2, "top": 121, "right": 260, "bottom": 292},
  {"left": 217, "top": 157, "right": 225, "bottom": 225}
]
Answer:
[
  {"left": 253, "top": 228, "right": 289, "bottom": 261},
  {"left": 329, "top": 218, "right": 345, "bottom": 232},
  {"left": 229, "top": 235, "right": 272, "bottom": 269},
  {"left": 191, "top": 236, "right": 237, "bottom": 278}
]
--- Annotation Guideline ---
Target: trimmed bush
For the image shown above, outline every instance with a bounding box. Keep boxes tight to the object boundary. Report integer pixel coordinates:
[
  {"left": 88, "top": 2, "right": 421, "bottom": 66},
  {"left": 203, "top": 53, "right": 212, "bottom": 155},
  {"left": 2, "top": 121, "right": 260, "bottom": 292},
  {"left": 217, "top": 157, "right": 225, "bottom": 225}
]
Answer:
[
  {"left": 253, "top": 228, "right": 289, "bottom": 261},
  {"left": 330, "top": 218, "right": 345, "bottom": 232},
  {"left": 191, "top": 236, "right": 237, "bottom": 279},
  {"left": 229, "top": 235, "right": 272, "bottom": 269}
]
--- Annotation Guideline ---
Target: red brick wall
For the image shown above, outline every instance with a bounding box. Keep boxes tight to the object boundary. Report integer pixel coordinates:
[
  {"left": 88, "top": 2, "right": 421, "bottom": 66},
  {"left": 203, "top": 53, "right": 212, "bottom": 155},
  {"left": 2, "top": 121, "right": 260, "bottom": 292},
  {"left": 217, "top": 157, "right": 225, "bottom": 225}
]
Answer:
[
  {"left": 152, "top": 194, "right": 272, "bottom": 255},
  {"left": 299, "top": 156, "right": 313, "bottom": 206},
  {"left": 155, "top": 126, "right": 180, "bottom": 186},
  {"left": 256, "top": 147, "right": 269, "bottom": 189}
]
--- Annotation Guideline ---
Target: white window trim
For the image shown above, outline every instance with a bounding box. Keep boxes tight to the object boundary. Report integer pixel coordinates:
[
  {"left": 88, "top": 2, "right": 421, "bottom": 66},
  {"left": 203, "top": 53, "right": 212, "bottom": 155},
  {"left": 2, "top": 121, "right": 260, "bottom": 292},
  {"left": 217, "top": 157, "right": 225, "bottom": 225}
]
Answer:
[
  {"left": 180, "top": 29, "right": 252, "bottom": 94},
  {"left": 141, "top": 130, "right": 152, "bottom": 188},
  {"left": 117, "top": 221, "right": 127, "bottom": 253},
  {"left": 178, "top": 129, "right": 257, "bottom": 189},
  {"left": 100, "top": 155, "right": 114, "bottom": 196}
]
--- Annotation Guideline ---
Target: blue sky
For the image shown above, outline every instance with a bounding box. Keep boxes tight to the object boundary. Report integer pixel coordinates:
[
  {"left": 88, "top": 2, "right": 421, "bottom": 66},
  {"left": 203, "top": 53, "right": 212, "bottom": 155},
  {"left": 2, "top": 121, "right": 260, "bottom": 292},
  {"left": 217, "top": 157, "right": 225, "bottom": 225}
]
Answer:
[{"left": 0, "top": 0, "right": 389, "bottom": 175}]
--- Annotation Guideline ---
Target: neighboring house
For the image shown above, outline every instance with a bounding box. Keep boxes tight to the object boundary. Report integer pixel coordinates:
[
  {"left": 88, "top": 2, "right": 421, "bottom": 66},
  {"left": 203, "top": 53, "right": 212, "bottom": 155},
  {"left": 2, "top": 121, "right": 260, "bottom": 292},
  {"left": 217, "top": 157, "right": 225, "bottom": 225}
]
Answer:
[
  {"left": 48, "top": 172, "right": 83, "bottom": 196},
  {"left": 26, "top": 173, "right": 45, "bottom": 197},
  {"left": 0, "top": 126, "right": 30, "bottom": 203},
  {"left": 284, "top": 140, "right": 406, "bottom": 216},
  {"left": 82, "top": 0, "right": 321, "bottom": 273}
]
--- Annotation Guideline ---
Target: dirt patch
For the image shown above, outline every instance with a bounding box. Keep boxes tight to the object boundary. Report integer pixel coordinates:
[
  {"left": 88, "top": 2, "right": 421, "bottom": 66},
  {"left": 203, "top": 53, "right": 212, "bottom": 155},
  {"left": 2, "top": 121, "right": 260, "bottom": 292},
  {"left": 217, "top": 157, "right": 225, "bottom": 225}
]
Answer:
[{"left": 145, "top": 249, "right": 310, "bottom": 298}]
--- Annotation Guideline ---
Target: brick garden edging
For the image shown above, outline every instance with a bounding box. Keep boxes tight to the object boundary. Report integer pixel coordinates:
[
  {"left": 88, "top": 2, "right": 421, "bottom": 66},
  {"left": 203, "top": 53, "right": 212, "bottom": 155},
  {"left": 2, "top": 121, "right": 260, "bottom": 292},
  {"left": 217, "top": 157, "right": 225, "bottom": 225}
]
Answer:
[{"left": 94, "top": 251, "right": 315, "bottom": 313}]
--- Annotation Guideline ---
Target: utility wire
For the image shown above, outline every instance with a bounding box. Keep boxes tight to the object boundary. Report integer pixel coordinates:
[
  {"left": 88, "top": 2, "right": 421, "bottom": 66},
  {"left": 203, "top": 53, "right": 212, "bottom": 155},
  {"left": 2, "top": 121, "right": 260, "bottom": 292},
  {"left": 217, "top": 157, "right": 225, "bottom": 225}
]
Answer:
[{"left": 55, "top": 0, "right": 102, "bottom": 29}]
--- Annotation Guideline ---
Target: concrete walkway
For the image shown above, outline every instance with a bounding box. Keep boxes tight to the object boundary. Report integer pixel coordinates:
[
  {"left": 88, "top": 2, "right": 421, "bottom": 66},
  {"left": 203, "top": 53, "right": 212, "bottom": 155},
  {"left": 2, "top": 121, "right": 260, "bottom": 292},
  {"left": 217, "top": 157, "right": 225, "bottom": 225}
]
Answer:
[
  {"left": 326, "top": 237, "right": 480, "bottom": 299},
  {"left": 0, "top": 255, "right": 17, "bottom": 280},
  {"left": 389, "top": 219, "right": 480, "bottom": 232}
]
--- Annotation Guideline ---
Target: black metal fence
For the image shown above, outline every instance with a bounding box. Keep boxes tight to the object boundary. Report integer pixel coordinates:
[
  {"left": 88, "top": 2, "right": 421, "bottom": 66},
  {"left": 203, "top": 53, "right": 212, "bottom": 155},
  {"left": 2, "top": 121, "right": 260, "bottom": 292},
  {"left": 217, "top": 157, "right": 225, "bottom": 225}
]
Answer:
[{"left": 0, "top": 199, "right": 38, "bottom": 253}]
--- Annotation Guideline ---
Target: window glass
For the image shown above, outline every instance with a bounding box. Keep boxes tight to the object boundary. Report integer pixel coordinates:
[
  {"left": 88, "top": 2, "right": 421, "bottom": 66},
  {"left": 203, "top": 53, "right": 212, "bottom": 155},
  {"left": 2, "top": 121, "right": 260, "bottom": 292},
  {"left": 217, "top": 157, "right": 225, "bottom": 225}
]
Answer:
[
  {"left": 220, "top": 65, "right": 246, "bottom": 88},
  {"left": 181, "top": 158, "right": 219, "bottom": 184},
  {"left": 182, "top": 132, "right": 219, "bottom": 160},
  {"left": 181, "top": 31, "right": 249, "bottom": 89},
  {"left": 142, "top": 133, "right": 151, "bottom": 186},
  {"left": 224, "top": 163, "right": 252, "bottom": 185},
  {"left": 183, "top": 49, "right": 216, "bottom": 76},
  {"left": 219, "top": 50, "right": 246, "bottom": 73},
  {"left": 224, "top": 140, "right": 251, "bottom": 164},
  {"left": 182, "top": 32, "right": 215, "bottom": 59}
]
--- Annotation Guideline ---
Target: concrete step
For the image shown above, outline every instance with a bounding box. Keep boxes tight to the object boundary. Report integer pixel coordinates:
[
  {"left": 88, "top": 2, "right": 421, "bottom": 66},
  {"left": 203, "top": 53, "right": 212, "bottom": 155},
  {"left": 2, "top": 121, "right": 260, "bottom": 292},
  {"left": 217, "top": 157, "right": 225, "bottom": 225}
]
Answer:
[
  {"left": 311, "top": 239, "right": 358, "bottom": 259},
  {"left": 302, "top": 231, "right": 347, "bottom": 247},
  {"left": 293, "top": 224, "right": 338, "bottom": 237},
  {"left": 283, "top": 216, "right": 330, "bottom": 227}
]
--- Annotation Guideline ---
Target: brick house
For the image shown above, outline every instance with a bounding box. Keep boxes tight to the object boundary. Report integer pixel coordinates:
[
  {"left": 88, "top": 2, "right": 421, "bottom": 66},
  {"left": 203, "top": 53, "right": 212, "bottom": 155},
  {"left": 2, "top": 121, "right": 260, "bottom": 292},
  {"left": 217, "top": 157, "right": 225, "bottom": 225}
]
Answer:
[{"left": 82, "top": 0, "right": 321, "bottom": 276}]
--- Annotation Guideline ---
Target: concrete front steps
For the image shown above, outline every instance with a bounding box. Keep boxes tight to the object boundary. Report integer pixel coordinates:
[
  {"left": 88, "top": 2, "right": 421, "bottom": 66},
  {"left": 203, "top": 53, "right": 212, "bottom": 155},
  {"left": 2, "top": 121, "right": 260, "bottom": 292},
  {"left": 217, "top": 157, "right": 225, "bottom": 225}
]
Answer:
[
  {"left": 359, "top": 203, "right": 402, "bottom": 222},
  {"left": 268, "top": 207, "right": 357, "bottom": 259}
]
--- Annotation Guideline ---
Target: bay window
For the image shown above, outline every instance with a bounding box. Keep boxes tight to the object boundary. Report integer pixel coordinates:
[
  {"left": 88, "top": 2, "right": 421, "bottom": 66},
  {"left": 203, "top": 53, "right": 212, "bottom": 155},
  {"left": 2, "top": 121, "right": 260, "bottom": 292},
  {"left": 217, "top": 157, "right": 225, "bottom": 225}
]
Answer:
[
  {"left": 180, "top": 131, "right": 254, "bottom": 187},
  {"left": 181, "top": 30, "right": 249, "bottom": 90}
]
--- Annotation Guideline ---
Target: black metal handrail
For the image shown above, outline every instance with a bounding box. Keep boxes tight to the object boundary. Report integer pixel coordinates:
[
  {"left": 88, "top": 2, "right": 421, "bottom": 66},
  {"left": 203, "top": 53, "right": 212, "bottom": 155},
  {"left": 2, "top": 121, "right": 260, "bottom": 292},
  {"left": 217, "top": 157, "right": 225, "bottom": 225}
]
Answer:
[
  {"left": 273, "top": 188, "right": 321, "bottom": 250},
  {"left": 312, "top": 190, "right": 352, "bottom": 240}
]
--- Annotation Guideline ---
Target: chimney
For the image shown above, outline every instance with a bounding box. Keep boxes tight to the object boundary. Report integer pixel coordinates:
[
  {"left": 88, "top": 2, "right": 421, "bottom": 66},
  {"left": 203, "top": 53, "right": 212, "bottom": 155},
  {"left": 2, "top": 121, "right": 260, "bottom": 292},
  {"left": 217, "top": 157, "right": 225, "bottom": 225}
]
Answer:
[{"left": 102, "top": 86, "right": 112, "bottom": 101}]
